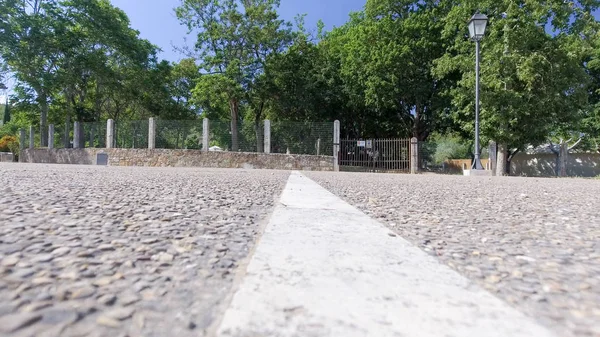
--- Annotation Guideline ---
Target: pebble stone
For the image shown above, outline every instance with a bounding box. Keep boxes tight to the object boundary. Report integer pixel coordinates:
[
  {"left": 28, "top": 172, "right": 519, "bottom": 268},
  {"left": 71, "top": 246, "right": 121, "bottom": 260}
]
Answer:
[
  {"left": 305, "top": 171, "right": 600, "bottom": 337},
  {"left": 0, "top": 164, "right": 288, "bottom": 337}
]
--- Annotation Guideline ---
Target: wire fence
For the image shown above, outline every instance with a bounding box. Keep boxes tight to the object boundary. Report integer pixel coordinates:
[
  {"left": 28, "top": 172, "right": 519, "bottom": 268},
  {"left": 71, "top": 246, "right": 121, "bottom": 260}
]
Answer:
[
  {"left": 114, "top": 120, "right": 149, "bottom": 149},
  {"left": 52, "top": 123, "right": 68, "bottom": 149},
  {"left": 82, "top": 121, "right": 107, "bottom": 148},
  {"left": 271, "top": 121, "right": 333, "bottom": 156},
  {"left": 24, "top": 119, "right": 335, "bottom": 156},
  {"left": 155, "top": 119, "right": 203, "bottom": 150},
  {"left": 210, "top": 120, "right": 262, "bottom": 152}
]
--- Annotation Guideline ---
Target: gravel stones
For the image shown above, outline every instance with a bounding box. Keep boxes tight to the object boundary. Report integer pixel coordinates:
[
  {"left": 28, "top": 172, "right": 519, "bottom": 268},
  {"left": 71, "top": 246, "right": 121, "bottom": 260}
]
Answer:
[
  {"left": 0, "top": 312, "right": 42, "bottom": 333},
  {"left": 0, "top": 164, "right": 288, "bottom": 337},
  {"left": 305, "top": 171, "right": 600, "bottom": 337}
]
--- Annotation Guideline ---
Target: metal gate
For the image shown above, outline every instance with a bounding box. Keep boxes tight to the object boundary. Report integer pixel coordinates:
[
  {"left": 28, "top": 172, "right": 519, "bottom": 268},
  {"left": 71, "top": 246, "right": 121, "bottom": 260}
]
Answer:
[{"left": 339, "top": 138, "right": 411, "bottom": 173}]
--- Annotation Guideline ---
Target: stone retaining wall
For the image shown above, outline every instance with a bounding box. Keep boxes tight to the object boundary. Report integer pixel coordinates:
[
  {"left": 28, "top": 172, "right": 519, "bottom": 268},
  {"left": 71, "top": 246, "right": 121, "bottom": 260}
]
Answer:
[{"left": 19, "top": 148, "right": 335, "bottom": 171}]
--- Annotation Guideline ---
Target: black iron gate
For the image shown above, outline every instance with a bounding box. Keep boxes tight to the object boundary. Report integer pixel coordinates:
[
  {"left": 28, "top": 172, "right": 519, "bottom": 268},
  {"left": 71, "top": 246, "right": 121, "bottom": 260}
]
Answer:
[{"left": 339, "top": 138, "right": 411, "bottom": 173}]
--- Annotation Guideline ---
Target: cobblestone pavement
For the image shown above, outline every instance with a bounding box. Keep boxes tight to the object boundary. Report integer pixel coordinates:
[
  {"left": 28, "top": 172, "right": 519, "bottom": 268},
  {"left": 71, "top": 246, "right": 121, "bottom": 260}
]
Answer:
[
  {"left": 0, "top": 164, "right": 288, "bottom": 337},
  {"left": 305, "top": 172, "right": 600, "bottom": 337}
]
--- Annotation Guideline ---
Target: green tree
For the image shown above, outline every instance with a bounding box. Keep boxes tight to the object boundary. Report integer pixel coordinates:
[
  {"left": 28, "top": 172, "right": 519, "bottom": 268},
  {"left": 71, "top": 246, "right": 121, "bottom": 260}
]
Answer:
[
  {"left": 176, "top": 0, "right": 293, "bottom": 151},
  {"left": 433, "top": 0, "right": 599, "bottom": 175},
  {"left": 0, "top": 0, "right": 65, "bottom": 146}
]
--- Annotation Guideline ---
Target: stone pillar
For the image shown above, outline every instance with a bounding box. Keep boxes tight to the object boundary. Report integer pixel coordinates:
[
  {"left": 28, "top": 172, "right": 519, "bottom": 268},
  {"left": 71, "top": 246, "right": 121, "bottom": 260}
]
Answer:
[
  {"left": 489, "top": 141, "right": 497, "bottom": 176},
  {"left": 316, "top": 138, "right": 321, "bottom": 156},
  {"left": 148, "top": 117, "right": 156, "bottom": 149},
  {"left": 19, "top": 129, "right": 26, "bottom": 150},
  {"left": 202, "top": 118, "right": 210, "bottom": 152},
  {"left": 48, "top": 124, "right": 54, "bottom": 149},
  {"left": 106, "top": 119, "right": 114, "bottom": 149},
  {"left": 410, "top": 137, "right": 419, "bottom": 174},
  {"left": 333, "top": 120, "right": 340, "bottom": 172},
  {"left": 73, "top": 121, "right": 81, "bottom": 149},
  {"left": 29, "top": 125, "right": 34, "bottom": 149},
  {"left": 264, "top": 120, "right": 271, "bottom": 154}
]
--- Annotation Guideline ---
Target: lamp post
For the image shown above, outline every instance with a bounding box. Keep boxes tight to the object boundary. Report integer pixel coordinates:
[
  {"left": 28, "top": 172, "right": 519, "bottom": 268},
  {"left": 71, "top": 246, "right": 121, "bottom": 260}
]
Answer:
[{"left": 468, "top": 13, "right": 488, "bottom": 170}]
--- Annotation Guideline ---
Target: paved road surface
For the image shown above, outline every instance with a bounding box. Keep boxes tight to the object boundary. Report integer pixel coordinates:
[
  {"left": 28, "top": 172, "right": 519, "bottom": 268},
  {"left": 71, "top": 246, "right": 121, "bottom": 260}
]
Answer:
[
  {"left": 0, "top": 164, "right": 288, "bottom": 337},
  {"left": 306, "top": 171, "right": 600, "bottom": 337},
  {"left": 0, "top": 164, "right": 598, "bottom": 337}
]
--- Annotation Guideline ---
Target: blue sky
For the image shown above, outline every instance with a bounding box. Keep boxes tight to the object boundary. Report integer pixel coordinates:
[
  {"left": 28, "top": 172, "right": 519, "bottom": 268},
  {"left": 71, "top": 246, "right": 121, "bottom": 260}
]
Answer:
[{"left": 108, "top": 0, "right": 366, "bottom": 62}]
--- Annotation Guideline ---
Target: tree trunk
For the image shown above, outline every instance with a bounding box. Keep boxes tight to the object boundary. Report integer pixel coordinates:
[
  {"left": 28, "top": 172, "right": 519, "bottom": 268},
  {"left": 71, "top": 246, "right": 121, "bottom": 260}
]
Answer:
[
  {"left": 78, "top": 123, "right": 85, "bottom": 148},
  {"left": 182, "top": 127, "right": 188, "bottom": 149},
  {"left": 64, "top": 115, "right": 71, "bottom": 148},
  {"left": 413, "top": 105, "right": 421, "bottom": 140},
  {"left": 558, "top": 142, "right": 568, "bottom": 177},
  {"left": 39, "top": 94, "right": 49, "bottom": 147},
  {"left": 94, "top": 81, "right": 102, "bottom": 121},
  {"left": 255, "top": 119, "right": 264, "bottom": 153},
  {"left": 229, "top": 99, "right": 239, "bottom": 152},
  {"left": 496, "top": 143, "right": 508, "bottom": 176}
]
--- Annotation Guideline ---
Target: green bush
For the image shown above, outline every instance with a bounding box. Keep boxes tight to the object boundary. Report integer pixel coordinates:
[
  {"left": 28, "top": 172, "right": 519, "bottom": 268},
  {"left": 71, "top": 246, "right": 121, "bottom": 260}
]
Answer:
[{"left": 430, "top": 133, "right": 471, "bottom": 164}]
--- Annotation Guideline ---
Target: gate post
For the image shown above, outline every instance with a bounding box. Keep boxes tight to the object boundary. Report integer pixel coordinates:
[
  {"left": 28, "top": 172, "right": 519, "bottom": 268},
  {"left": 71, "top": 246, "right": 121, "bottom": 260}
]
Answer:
[
  {"left": 410, "top": 137, "right": 419, "bottom": 174},
  {"left": 333, "top": 120, "right": 340, "bottom": 172}
]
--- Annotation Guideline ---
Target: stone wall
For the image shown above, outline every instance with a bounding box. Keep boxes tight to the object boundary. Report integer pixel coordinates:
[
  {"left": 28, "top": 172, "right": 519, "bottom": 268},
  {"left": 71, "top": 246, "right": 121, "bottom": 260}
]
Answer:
[
  {"left": 511, "top": 152, "right": 600, "bottom": 177},
  {"left": 19, "top": 148, "right": 335, "bottom": 171}
]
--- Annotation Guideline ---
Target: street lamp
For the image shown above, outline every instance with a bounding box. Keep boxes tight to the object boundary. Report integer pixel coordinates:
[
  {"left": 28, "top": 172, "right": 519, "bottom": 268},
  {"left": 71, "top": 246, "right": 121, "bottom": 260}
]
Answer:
[{"left": 468, "top": 13, "right": 488, "bottom": 170}]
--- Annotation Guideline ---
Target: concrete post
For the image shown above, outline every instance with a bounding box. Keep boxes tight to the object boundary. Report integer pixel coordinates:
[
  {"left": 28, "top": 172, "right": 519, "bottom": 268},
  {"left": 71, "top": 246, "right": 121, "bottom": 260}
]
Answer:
[
  {"left": 29, "top": 125, "right": 35, "bottom": 149},
  {"left": 106, "top": 119, "right": 114, "bottom": 149},
  {"left": 148, "top": 117, "right": 156, "bottom": 149},
  {"left": 73, "top": 121, "right": 81, "bottom": 149},
  {"left": 489, "top": 141, "right": 497, "bottom": 176},
  {"left": 202, "top": 118, "right": 210, "bottom": 152},
  {"left": 19, "top": 129, "right": 26, "bottom": 150},
  {"left": 316, "top": 138, "right": 321, "bottom": 156},
  {"left": 264, "top": 120, "right": 271, "bottom": 154},
  {"left": 410, "top": 137, "right": 419, "bottom": 174},
  {"left": 48, "top": 124, "right": 54, "bottom": 149},
  {"left": 333, "top": 120, "right": 340, "bottom": 172}
]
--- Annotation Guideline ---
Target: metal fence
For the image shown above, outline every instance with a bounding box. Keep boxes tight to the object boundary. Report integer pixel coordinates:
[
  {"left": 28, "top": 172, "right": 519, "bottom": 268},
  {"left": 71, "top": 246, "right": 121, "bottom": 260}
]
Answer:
[{"left": 339, "top": 138, "right": 411, "bottom": 172}]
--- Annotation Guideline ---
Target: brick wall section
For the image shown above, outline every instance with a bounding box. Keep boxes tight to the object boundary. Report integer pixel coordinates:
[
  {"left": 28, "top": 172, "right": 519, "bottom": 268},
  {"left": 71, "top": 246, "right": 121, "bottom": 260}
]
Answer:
[{"left": 19, "top": 148, "right": 335, "bottom": 171}]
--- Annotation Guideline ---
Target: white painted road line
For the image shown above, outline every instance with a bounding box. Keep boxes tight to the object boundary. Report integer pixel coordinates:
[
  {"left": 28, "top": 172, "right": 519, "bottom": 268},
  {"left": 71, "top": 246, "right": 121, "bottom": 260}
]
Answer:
[{"left": 216, "top": 171, "right": 556, "bottom": 337}]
